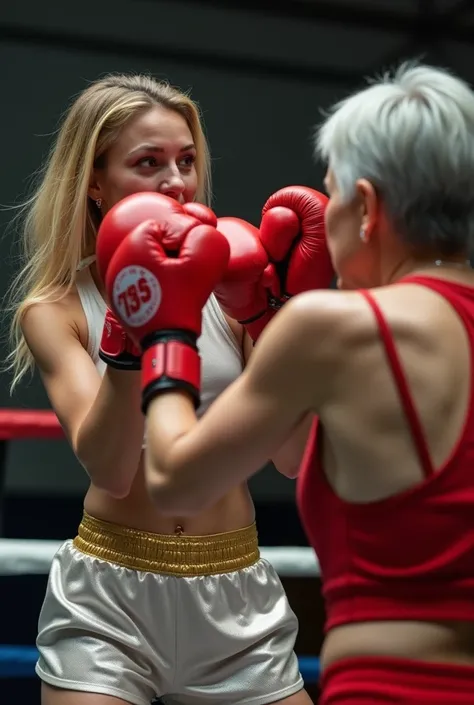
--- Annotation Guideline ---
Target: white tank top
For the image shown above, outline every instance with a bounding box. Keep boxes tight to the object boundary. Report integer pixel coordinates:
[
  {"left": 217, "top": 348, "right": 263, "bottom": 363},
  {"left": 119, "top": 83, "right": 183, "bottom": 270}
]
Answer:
[{"left": 75, "top": 264, "right": 244, "bottom": 418}]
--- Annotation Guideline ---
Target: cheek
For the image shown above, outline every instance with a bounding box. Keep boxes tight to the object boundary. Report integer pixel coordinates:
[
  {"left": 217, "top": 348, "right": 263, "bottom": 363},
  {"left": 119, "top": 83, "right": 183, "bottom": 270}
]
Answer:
[
  {"left": 101, "top": 165, "right": 199, "bottom": 207},
  {"left": 325, "top": 200, "right": 343, "bottom": 262},
  {"left": 183, "top": 170, "right": 198, "bottom": 201},
  {"left": 325, "top": 200, "right": 360, "bottom": 268},
  {"left": 100, "top": 166, "right": 153, "bottom": 206}
]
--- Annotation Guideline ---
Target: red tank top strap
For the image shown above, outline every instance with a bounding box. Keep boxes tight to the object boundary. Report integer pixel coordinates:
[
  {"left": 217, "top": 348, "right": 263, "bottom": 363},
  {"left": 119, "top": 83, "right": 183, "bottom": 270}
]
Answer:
[{"left": 359, "top": 289, "right": 435, "bottom": 478}]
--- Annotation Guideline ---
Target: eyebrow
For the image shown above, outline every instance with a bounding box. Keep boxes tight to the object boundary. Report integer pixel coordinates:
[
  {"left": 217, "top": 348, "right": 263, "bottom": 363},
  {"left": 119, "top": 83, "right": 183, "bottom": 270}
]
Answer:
[{"left": 128, "top": 143, "right": 196, "bottom": 156}]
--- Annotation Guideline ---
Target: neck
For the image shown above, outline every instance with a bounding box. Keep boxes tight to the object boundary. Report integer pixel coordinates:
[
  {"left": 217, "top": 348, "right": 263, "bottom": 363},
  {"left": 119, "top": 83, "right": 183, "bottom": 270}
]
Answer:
[{"left": 384, "top": 255, "right": 471, "bottom": 285}]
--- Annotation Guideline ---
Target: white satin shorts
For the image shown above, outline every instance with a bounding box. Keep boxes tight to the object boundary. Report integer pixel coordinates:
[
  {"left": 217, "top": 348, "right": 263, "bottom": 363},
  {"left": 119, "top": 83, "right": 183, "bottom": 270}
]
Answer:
[{"left": 36, "top": 512, "right": 303, "bottom": 705}]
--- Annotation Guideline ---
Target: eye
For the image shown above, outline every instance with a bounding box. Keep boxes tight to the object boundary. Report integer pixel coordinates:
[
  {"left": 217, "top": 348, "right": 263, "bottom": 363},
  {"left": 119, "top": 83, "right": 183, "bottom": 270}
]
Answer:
[
  {"left": 137, "top": 156, "right": 158, "bottom": 168},
  {"left": 179, "top": 154, "right": 196, "bottom": 168}
]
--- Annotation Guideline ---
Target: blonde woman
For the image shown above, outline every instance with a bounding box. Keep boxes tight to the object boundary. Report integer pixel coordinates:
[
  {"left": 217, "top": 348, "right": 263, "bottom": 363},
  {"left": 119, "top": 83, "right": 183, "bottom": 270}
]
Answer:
[{"left": 8, "top": 75, "right": 311, "bottom": 705}]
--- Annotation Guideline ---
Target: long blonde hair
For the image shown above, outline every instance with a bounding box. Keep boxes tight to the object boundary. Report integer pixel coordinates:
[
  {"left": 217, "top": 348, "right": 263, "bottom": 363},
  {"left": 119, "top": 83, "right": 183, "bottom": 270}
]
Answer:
[{"left": 6, "top": 73, "right": 212, "bottom": 392}]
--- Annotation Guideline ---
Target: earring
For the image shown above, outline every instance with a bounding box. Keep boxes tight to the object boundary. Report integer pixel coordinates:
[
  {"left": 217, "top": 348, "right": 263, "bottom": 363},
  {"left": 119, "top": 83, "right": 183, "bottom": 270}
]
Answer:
[
  {"left": 359, "top": 228, "right": 366, "bottom": 242},
  {"left": 95, "top": 198, "right": 102, "bottom": 209}
]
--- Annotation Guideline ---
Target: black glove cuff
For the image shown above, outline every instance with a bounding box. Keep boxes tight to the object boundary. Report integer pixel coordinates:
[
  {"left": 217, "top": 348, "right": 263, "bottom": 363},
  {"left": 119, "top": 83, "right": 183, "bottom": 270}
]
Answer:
[{"left": 98, "top": 350, "right": 141, "bottom": 371}]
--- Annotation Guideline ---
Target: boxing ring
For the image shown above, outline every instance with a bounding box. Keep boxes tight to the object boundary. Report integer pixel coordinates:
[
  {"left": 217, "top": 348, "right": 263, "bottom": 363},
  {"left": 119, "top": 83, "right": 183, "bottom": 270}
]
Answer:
[{"left": 0, "top": 410, "right": 321, "bottom": 684}]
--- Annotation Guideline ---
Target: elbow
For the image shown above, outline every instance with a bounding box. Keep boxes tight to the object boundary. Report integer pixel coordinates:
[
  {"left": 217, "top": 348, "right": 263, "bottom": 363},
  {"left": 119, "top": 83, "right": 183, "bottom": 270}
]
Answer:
[
  {"left": 75, "top": 428, "right": 144, "bottom": 500},
  {"left": 273, "top": 461, "right": 301, "bottom": 479},
  {"left": 282, "top": 466, "right": 301, "bottom": 479},
  {"left": 77, "top": 455, "right": 134, "bottom": 499},
  {"left": 74, "top": 439, "right": 135, "bottom": 499},
  {"left": 96, "top": 479, "right": 132, "bottom": 499},
  {"left": 87, "top": 468, "right": 133, "bottom": 499}
]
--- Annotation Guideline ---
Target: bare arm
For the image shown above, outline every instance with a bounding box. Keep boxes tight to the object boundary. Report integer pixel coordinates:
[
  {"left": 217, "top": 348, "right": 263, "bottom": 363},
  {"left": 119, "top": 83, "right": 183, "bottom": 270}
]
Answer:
[
  {"left": 145, "top": 293, "right": 337, "bottom": 514},
  {"left": 22, "top": 302, "right": 144, "bottom": 498},
  {"left": 270, "top": 412, "right": 314, "bottom": 478},
  {"left": 242, "top": 329, "right": 313, "bottom": 478}
]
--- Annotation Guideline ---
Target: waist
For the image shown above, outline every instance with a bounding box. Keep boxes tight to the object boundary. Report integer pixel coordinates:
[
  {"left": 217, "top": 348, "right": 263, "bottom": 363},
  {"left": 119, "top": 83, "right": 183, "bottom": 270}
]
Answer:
[
  {"left": 321, "top": 618, "right": 474, "bottom": 673},
  {"left": 323, "top": 584, "right": 474, "bottom": 632},
  {"left": 84, "top": 480, "right": 255, "bottom": 535},
  {"left": 320, "top": 656, "right": 474, "bottom": 704},
  {"left": 73, "top": 511, "right": 260, "bottom": 576}
]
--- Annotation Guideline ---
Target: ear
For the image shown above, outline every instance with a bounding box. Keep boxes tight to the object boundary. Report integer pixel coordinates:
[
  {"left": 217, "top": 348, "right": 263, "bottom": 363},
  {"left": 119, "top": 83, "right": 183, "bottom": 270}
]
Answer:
[
  {"left": 88, "top": 170, "right": 103, "bottom": 202},
  {"left": 355, "top": 179, "right": 379, "bottom": 241}
]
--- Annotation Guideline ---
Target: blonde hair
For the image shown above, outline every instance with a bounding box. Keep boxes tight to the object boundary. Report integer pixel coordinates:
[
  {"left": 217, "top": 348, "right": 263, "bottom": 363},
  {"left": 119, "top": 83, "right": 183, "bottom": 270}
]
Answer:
[{"left": 6, "top": 73, "right": 212, "bottom": 392}]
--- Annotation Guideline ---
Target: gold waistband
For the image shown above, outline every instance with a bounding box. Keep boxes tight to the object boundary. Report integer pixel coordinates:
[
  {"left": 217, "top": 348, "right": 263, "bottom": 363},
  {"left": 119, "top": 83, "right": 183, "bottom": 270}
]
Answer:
[{"left": 73, "top": 512, "right": 260, "bottom": 576}]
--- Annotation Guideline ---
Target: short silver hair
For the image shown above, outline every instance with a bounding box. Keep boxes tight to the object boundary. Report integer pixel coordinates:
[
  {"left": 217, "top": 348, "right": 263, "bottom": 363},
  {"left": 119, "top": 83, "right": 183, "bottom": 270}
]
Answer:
[{"left": 315, "top": 62, "right": 474, "bottom": 255}]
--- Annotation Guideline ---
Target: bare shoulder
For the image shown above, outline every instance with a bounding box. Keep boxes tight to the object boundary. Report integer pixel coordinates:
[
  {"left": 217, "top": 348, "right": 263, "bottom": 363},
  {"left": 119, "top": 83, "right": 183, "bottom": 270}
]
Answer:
[
  {"left": 272, "top": 289, "right": 378, "bottom": 361},
  {"left": 367, "top": 282, "right": 455, "bottom": 347},
  {"left": 20, "top": 284, "right": 102, "bottom": 441},
  {"left": 246, "top": 290, "right": 378, "bottom": 410},
  {"left": 214, "top": 290, "right": 387, "bottom": 395},
  {"left": 21, "top": 286, "right": 87, "bottom": 369}
]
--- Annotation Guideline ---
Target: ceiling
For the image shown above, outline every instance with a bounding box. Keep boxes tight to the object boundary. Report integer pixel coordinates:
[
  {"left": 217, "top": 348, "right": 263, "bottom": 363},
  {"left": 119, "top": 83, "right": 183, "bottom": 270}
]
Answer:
[
  {"left": 195, "top": 0, "right": 474, "bottom": 38},
  {"left": 134, "top": 0, "right": 473, "bottom": 93},
  {"left": 297, "top": 0, "right": 466, "bottom": 10},
  {"left": 281, "top": 0, "right": 471, "bottom": 16}
]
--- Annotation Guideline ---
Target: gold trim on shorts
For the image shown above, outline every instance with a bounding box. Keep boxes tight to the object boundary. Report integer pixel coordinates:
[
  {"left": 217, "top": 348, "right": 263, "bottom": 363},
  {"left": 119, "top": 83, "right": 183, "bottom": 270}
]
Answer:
[{"left": 73, "top": 511, "right": 260, "bottom": 576}]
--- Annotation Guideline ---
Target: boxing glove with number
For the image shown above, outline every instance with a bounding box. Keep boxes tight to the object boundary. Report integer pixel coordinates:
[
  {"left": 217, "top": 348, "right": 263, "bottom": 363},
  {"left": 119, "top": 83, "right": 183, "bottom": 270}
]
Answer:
[
  {"left": 97, "top": 192, "right": 211, "bottom": 371},
  {"left": 97, "top": 213, "right": 230, "bottom": 412},
  {"left": 259, "top": 186, "right": 334, "bottom": 307},
  {"left": 214, "top": 217, "right": 279, "bottom": 342}
]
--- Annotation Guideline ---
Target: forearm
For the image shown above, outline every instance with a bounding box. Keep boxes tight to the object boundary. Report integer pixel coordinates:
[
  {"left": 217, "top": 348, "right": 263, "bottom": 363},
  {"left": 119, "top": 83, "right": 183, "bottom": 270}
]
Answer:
[
  {"left": 144, "top": 388, "right": 266, "bottom": 516},
  {"left": 145, "top": 392, "right": 201, "bottom": 514},
  {"left": 143, "top": 377, "right": 306, "bottom": 516},
  {"left": 75, "top": 367, "right": 145, "bottom": 497}
]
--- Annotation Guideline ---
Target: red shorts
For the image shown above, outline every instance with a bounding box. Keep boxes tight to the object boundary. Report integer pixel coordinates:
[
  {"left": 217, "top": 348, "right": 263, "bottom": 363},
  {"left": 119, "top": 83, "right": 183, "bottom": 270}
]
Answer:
[{"left": 320, "top": 656, "right": 474, "bottom": 704}]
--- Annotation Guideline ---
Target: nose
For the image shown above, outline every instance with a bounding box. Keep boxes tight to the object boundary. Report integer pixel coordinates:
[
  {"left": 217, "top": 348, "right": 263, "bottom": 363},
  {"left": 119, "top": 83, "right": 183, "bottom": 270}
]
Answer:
[{"left": 158, "top": 165, "right": 185, "bottom": 202}]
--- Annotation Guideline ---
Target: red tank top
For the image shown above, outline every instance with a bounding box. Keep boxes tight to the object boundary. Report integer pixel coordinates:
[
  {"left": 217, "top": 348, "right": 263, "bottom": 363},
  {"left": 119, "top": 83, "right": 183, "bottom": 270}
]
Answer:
[{"left": 297, "top": 276, "right": 474, "bottom": 632}]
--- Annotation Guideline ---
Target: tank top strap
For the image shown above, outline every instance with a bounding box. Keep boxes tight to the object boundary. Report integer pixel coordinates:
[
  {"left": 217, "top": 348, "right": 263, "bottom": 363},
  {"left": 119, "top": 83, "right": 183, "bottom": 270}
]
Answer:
[
  {"left": 75, "top": 266, "right": 107, "bottom": 362},
  {"left": 359, "top": 289, "right": 435, "bottom": 478}
]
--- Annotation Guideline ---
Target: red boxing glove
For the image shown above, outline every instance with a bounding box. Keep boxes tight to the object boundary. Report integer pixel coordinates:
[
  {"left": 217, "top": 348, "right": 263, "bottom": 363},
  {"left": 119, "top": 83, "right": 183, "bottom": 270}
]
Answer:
[
  {"left": 97, "top": 192, "right": 193, "bottom": 371},
  {"left": 214, "top": 217, "right": 279, "bottom": 342},
  {"left": 182, "top": 202, "right": 218, "bottom": 227},
  {"left": 99, "top": 216, "right": 230, "bottom": 412},
  {"left": 260, "top": 186, "right": 334, "bottom": 307},
  {"left": 99, "top": 309, "right": 141, "bottom": 370},
  {"left": 96, "top": 192, "right": 197, "bottom": 282}
]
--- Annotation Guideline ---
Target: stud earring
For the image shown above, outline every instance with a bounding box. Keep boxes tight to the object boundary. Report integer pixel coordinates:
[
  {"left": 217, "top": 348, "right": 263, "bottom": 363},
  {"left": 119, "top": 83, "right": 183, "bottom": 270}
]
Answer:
[
  {"left": 359, "top": 228, "right": 366, "bottom": 242},
  {"left": 96, "top": 198, "right": 102, "bottom": 209}
]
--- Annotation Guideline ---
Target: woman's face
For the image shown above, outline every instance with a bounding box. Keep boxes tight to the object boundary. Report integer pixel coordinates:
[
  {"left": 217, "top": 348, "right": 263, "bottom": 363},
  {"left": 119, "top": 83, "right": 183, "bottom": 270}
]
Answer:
[{"left": 90, "top": 105, "right": 198, "bottom": 212}]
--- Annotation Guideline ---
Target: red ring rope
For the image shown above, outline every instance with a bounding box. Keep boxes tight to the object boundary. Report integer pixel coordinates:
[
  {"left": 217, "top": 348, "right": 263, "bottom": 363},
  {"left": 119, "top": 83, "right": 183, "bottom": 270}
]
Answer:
[{"left": 0, "top": 410, "right": 63, "bottom": 441}]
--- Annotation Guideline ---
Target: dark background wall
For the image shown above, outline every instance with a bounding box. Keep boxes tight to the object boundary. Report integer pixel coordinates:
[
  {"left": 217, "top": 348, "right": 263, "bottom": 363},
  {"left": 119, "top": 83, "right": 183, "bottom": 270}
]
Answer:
[{"left": 0, "top": 0, "right": 473, "bottom": 538}]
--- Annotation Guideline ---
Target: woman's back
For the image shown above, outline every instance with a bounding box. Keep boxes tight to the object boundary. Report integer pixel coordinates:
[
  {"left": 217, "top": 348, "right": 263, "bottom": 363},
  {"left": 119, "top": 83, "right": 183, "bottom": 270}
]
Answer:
[
  {"left": 298, "top": 268, "right": 474, "bottom": 670},
  {"left": 316, "top": 270, "right": 473, "bottom": 502}
]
